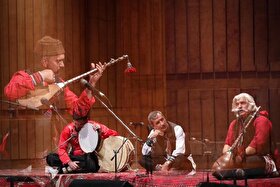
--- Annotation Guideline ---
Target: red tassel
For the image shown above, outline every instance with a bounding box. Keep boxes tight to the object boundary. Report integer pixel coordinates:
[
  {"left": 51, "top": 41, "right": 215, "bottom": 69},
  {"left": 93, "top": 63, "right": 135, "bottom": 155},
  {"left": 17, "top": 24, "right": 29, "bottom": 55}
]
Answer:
[{"left": 125, "top": 66, "right": 137, "bottom": 73}]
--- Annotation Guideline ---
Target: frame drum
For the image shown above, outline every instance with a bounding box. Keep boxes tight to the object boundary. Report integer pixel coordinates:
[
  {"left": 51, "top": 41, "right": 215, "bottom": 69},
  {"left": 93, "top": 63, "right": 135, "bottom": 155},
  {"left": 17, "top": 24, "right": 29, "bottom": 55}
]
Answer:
[{"left": 78, "top": 123, "right": 99, "bottom": 153}]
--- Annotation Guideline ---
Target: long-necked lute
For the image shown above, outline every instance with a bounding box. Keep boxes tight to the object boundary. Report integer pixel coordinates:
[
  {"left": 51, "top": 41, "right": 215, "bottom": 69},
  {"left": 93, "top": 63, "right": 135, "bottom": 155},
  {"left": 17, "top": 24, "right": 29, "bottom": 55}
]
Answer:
[
  {"left": 212, "top": 106, "right": 261, "bottom": 171},
  {"left": 17, "top": 55, "right": 129, "bottom": 109}
]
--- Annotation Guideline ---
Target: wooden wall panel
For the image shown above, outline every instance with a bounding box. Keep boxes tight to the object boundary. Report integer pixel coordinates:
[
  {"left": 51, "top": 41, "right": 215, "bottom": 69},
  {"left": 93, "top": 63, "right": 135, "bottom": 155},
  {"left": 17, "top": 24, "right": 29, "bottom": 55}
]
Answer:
[
  {"left": 226, "top": 0, "right": 240, "bottom": 72},
  {"left": 189, "top": 90, "right": 202, "bottom": 154},
  {"left": 268, "top": 0, "right": 280, "bottom": 71},
  {"left": 27, "top": 120, "right": 36, "bottom": 159},
  {"left": 106, "top": 0, "right": 117, "bottom": 110},
  {"left": 187, "top": 0, "right": 200, "bottom": 73},
  {"left": 10, "top": 120, "right": 19, "bottom": 159},
  {"left": 213, "top": 90, "right": 228, "bottom": 142},
  {"left": 200, "top": 0, "right": 213, "bottom": 73},
  {"left": 201, "top": 90, "right": 215, "bottom": 147},
  {"left": 0, "top": 0, "right": 9, "bottom": 111},
  {"left": 213, "top": 0, "right": 227, "bottom": 72},
  {"left": 175, "top": 0, "right": 188, "bottom": 73},
  {"left": 64, "top": 0, "right": 74, "bottom": 82},
  {"left": 270, "top": 89, "right": 280, "bottom": 144},
  {"left": 25, "top": 0, "right": 34, "bottom": 78},
  {"left": 18, "top": 120, "right": 27, "bottom": 159},
  {"left": 9, "top": 0, "right": 18, "bottom": 77},
  {"left": 165, "top": 0, "right": 176, "bottom": 74},
  {"left": 17, "top": 0, "right": 26, "bottom": 70},
  {"left": 128, "top": 0, "right": 140, "bottom": 122},
  {"left": 254, "top": 0, "right": 269, "bottom": 72},
  {"left": 43, "top": 0, "right": 57, "bottom": 36},
  {"left": 33, "top": 0, "right": 43, "bottom": 71},
  {"left": 138, "top": 0, "right": 152, "bottom": 75},
  {"left": 176, "top": 89, "right": 189, "bottom": 132},
  {"left": 240, "top": 0, "right": 255, "bottom": 71},
  {"left": 151, "top": 0, "right": 165, "bottom": 108},
  {"left": 0, "top": 119, "right": 10, "bottom": 160}
]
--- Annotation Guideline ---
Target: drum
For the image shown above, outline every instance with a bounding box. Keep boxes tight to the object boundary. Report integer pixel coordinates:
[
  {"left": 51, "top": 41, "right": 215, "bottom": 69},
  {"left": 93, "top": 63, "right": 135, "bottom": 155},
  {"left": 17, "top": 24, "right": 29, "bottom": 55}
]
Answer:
[
  {"left": 97, "top": 136, "right": 135, "bottom": 172},
  {"left": 78, "top": 123, "right": 100, "bottom": 153}
]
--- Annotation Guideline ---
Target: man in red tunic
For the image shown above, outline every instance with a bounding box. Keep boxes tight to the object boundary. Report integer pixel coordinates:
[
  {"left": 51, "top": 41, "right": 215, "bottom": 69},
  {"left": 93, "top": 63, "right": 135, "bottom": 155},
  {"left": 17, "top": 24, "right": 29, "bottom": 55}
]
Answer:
[
  {"left": 212, "top": 93, "right": 279, "bottom": 179},
  {"left": 46, "top": 105, "right": 118, "bottom": 173},
  {"left": 4, "top": 36, "right": 105, "bottom": 113}
]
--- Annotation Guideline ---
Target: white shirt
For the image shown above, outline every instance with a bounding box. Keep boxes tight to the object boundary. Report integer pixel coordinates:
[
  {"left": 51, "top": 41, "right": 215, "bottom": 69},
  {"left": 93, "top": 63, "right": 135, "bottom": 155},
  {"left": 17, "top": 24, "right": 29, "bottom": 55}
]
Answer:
[{"left": 142, "top": 125, "right": 186, "bottom": 157}]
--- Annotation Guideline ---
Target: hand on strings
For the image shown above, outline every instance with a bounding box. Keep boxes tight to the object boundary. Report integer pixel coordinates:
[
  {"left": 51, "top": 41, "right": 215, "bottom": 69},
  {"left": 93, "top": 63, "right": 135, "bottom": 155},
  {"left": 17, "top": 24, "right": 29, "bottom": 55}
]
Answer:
[
  {"left": 89, "top": 62, "right": 106, "bottom": 87},
  {"left": 39, "top": 69, "right": 56, "bottom": 83}
]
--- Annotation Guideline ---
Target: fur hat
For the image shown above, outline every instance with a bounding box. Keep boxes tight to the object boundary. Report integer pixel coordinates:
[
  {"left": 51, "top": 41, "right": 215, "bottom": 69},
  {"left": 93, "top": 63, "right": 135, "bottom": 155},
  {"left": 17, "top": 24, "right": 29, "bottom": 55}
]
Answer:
[{"left": 34, "top": 36, "right": 65, "bottom": 56}]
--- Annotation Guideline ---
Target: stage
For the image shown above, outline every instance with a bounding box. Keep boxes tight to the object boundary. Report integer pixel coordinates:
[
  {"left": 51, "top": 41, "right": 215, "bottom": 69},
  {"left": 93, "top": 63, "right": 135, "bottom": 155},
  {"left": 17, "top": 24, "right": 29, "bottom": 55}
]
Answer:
[{"left": 0, "top": 168, "right": 280, "bottom": 187}]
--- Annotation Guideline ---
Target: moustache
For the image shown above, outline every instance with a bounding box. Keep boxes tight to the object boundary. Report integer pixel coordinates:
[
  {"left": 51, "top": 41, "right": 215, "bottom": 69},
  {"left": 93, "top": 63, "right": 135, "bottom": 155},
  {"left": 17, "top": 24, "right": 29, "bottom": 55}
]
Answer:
[{"left": 232, "top": 108, "right": 248, "bottom": 113}]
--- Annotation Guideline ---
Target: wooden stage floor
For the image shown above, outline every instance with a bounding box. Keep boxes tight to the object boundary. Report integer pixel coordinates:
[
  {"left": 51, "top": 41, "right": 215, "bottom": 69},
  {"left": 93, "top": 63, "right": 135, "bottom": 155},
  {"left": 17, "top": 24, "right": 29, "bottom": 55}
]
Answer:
[{"left": 0, "top": 168, "right": 280, "bottom": 187}]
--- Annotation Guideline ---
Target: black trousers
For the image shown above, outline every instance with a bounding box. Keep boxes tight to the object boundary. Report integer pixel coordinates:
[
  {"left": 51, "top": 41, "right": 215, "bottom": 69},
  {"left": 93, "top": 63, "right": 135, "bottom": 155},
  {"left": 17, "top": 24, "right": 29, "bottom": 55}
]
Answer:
[{"left": 46, "top": 152, "right": 100, "bottom": 173}]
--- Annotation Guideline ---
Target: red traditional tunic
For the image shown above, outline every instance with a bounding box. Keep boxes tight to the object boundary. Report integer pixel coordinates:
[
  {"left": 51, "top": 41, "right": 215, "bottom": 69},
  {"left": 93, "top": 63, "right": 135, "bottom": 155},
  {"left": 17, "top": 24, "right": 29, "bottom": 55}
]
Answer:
[
  {"left": 225, "top": 111, "right": 272, "bottom": 155},
  {"left": 4, "top": 70, "right": 94, "bottom": 114},
  {"left": 58, "top": 120, "right": 118, "bottom": 164}
]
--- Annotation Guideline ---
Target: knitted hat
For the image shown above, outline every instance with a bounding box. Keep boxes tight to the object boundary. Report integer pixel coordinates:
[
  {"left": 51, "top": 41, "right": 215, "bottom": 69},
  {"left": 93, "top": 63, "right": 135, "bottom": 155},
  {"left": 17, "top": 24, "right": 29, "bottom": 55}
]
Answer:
[{"left": 34, "top": 36, "right": 65, "bottom": 56}]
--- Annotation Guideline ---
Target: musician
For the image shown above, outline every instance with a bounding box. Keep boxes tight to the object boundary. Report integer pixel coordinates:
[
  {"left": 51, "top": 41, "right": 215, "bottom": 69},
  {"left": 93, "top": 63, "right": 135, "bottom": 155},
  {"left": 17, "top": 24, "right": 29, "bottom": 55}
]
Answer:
[
  {"left": 212, "top": 93, "right": 279, "bottom": 179},
  {"left": 140, "top": 111, "right": 196, "bottom": 173},
  {"left": 4, "top": 35, "right": 105, "bottom": 108},
  {"left": 46, "top": 105, "right": 118, "bottom": 173}
]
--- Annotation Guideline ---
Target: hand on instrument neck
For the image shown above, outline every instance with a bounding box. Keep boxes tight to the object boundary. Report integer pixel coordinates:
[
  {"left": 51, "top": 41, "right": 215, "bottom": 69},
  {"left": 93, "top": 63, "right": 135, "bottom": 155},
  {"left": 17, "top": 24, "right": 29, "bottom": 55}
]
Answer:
[{"left": 89, "top": 62, "right": 106, "bottom": 86}]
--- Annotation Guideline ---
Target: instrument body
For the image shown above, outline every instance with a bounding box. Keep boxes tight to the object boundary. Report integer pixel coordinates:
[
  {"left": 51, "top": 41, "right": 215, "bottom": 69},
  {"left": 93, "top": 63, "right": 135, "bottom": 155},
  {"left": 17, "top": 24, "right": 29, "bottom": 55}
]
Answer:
[
  {"left": 97, "top": 136, "right": 134, "bottom": 172},
  {"left": 17, "top": 55, "right": 128, "bottom": 109}
]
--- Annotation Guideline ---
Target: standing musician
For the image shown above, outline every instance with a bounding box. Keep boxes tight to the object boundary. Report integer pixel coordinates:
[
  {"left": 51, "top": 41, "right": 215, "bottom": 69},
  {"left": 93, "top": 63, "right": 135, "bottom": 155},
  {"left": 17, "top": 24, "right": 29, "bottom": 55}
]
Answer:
[
  {"left": 140, "top": 111, "right": 196, "bottom": 174},
  {"left": 46, "top": 104, "right": 118, "bottom": 173},
  {"left": 212, "top": 93, "right": 279, "bottom": 179}
]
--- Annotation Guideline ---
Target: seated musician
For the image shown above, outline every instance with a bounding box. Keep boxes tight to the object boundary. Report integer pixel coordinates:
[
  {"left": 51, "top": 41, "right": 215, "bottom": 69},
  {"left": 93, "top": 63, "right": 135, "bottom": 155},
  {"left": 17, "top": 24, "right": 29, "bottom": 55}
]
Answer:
[
  {"left": 46, "top": 104, "right": 118, "bottom": 174},
  {"left": 4, "top": 35, "right": 106, "bottom": 111},
  {"left": 212, "top": 93, "right": 279, "bottom": 179},
  {"left": 139, "top": 111, "right": 196, "bottom": 174}
]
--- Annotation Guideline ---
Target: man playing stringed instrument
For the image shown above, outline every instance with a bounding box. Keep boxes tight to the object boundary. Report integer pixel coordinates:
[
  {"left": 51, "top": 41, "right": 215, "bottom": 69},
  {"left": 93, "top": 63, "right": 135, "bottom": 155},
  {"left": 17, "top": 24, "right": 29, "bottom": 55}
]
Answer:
[
  {"left": 4, "top": 36, "right": 105, "bottom": 108},
  {"left": 212, "top": 93, "right": 279, "bottom": 179},
  {"left": 4, "top": 36, "right": 106, "bottom": 114}
]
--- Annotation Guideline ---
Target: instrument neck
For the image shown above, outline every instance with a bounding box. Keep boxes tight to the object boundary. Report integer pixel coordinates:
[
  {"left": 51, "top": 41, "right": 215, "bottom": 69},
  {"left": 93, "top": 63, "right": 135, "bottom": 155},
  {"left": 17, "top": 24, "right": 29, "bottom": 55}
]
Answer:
[
  {"left": 63, "top": 68, "right": 98, "bottom": 86},
  {"left": 59, "top": 55, "right": 128, "bottom": 88},
  {"left": 229, "top": 106, "right": 261, "bottom": 152}
]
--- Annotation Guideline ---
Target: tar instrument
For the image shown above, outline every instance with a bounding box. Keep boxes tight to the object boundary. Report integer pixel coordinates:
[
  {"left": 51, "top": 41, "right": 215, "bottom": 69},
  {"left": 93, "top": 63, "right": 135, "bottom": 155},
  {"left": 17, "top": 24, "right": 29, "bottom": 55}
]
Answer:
[
  {"left": 78, "top": 123, "right": 100, "bottom": 153},
  {"left": 97, "top": 136, "right": 134, "bottom": 172},
  {"left": 17, "top": 55, "right": 129, "bottom": 109},
  {"left": 212, "top": 106, "right": 261, "bottom": 171}
]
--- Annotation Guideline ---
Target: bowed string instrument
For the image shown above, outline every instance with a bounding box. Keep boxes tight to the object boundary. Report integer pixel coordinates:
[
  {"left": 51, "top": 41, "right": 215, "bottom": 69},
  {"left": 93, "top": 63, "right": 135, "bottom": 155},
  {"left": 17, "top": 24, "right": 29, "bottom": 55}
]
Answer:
[{"left": 211, "top": 106, "right": 261, "bottom": 171}]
